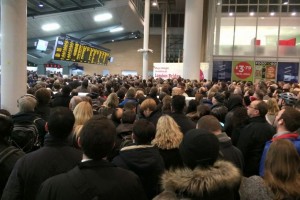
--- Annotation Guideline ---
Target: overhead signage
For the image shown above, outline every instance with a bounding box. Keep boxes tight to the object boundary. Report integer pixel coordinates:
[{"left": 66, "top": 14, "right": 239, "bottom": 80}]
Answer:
[{"left": 53, "top": 34, "right": 111, "bottom": 65}]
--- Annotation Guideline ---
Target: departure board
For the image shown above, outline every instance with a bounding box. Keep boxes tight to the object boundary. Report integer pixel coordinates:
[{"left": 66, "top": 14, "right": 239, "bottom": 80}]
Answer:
[{"left": 53, "top": 34, "right": 111, "bottom": 65}]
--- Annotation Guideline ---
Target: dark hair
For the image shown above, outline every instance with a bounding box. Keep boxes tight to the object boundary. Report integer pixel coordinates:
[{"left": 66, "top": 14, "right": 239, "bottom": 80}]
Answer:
[
  {"left": 48, "top": 107, "right": 75, "bottom": 138},
  {"left": 172, "top": 95, "right": 186, "bottom": 112},
  {"left": 210, "top": 106, "right": 228, "bottom": 123},
  {"left": 133, "top": 119, "right": 156, "bottom": 144},
  {"left": 186, "top": 100, "right": 198, "bottom": 114},
  {"left": 256, "top": 100, "right": 268, "bottom": 117},
  {"left": 255, "top": 89, "right": 265, "bottom": 100},
  {"left": 0, "top": 114, "right": 13, "bottom": 140},
  {"left": 35, "top": 88, "right": 51, "bottom": 105},
  {"left": 123, "top": 101, "right": 137, "bottom": 112},
  {"left": 280, "top": 107, "right": 300, "bottom": 132},
  {"left": 62, "top": 85, "right": 72, "bottom": 96},
  {"left": 80, "top": 116, "right": 116, "bottom": 160},
  {"left": 121, "top": 110, "right": 136, "bottom": 124}
]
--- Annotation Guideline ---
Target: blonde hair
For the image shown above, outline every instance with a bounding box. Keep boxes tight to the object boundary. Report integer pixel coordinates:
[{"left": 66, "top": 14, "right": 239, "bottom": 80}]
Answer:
[
  {"left": 73, "top": 101, "right": 93, "bottom": 137},
  {"left": 103, "top": 93, "right": 119, "bottom": 108},
  {"left": 267, "top": 98, "right": 280, "bottom": 115},
  {"left": 152, "top": 115, "right": 183, "bottom": 149}
]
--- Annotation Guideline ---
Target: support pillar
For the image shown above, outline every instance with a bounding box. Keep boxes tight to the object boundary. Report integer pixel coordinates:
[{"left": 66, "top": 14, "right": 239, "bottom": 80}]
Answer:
[{"left": 142, "top": 0, "right": 150, "bottom": 79}]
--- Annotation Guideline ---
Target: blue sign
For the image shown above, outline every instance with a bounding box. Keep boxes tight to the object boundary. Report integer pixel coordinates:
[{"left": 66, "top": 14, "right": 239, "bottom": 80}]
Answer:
[
  {"left": 213, "top": 61, "right": 232, "bottom": 82},
  {"left": 277, "top": 62, "right": 299, "bottom": 83}
]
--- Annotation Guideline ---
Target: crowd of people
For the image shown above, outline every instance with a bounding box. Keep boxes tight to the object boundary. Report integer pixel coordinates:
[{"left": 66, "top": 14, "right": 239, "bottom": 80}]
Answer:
[{"left": 1, "top": 73, "right": 300, "bottom": 200}]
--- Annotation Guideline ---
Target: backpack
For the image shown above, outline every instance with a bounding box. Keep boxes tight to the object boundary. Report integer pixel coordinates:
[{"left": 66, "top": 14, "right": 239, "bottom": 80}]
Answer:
[{"left": 9, "top": 118, "right": 42, "bottom": 153}]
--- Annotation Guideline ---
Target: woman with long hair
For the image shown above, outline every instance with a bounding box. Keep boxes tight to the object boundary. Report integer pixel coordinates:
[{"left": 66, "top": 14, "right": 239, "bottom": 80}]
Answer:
[
  {"left": 152, "top": 115, "right": 184, "bottom": 169},
  {"left": 72, "top": 101, "right": 93, "bottom": 147},
  {"left": 98, "top": 92, "right": 119, "bottom": 117},
  {"left": 265, "top": 97, "right": 280, "bottom": 125},
  {"left": 239, "top": 139, "right": 300, "bottom": 200}
]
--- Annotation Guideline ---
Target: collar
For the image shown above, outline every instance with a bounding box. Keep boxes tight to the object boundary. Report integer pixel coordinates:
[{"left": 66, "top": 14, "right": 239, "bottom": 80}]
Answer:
[
  {"left": 272, "top": 132, "right": 299, "bottom": 141},
  {"left": 273, "top": 131, "right": 290, "bottom": 138},
  {"left": 216, "top": 132, "right": 231, "bottom": 143},
  {"left": 120, "top": 144, "right": 154, "bottom": 151},
  {"left": 43, "top": 133, "right": 70, "bottom": 146}
]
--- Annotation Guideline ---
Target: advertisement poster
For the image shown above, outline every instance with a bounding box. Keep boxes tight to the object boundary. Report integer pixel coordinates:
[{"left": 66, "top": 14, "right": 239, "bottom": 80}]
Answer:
[
  {"left": 277, "top": 62, "right": 299, "bottom": 83},
  {"left": 254, "top": 61, "right": 277, "bottom": 82},
  {"left": 212, "top": 61, "right": 232, "bottom": 82},
  {"left": 200, "top": 62, "right": 210, "bottom": 80},
  {"left": 232, "top": 61, "right": 254, "bottom": 82},
  {"left": 153, "top": 63, "right": 183, "bottom": 79}
]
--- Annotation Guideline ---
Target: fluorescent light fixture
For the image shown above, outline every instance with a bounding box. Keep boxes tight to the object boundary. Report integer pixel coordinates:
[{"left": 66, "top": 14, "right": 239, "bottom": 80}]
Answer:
[
  {"left": 152, "top": 2, "right": 157, "bottom": 6},
  {"left": 41, "top": 23, "right": 60, "bottom": 31},
  {"left": 283, "top": 1, "right": 289, "bottom": 5},
  {"left": 217, "top": 2, "right": 221, "bottom": 5},
  {"left": 229, "top": 12, "right": 234, "bottom": 16},
  {"left": 270, "top": 12, "right": 275, "bottom": 16},
  {"left": 291, "top": 12, "right": 297, "bottom": 16},
  {"left": 94, "top": 13, "right": 112, "bottom": 22},
  {"left": 38, "top": 2, "right": 44, "bottom": 7},
  {"left": 110, "top": 27, "right": 124, "bottom": 32},
  {"left": 250, "top": 12, "right": 255, "bottom": 16}
]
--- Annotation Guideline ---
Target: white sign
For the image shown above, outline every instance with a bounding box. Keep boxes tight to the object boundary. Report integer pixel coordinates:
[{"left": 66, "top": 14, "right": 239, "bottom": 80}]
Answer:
[{"left": 153, "top": 63, "right": 183, "bottom": 79}]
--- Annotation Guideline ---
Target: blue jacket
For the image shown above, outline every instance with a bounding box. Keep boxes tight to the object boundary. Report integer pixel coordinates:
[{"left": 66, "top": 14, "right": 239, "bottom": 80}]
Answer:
[{"left": 259, "top": 133, "right": 300, "bottom": 177}]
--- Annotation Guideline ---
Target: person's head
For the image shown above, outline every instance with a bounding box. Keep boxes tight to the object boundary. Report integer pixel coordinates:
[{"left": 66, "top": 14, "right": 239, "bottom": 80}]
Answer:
[
  {"left": 47, "top": 107, "right": 75, "bottom": 138},
  {"left": 162, "top": 95, "right": 172, "bottom": 112},
  {"left": 121, "top": 110, "right": 136, "bottom": 124},
  {"left": 132, "top": 119, "right": 156, "bottom": 145},
  {"left": 81, "top": 79, "right": 89, "bottom": 88},
  {"left": 35, "top": 88, "right": 51, "bottom": 105},
  {"left": 247, "top": 100, "right": 268, "bottom": 118},
  {"left": 266, "top": 98, "right": 280, "bottom": 115},
  {"left": 61, "top": 85, "right": 72, "bottom": 96},
  {"left": 140, "top": 98, "right": 157, "bottom": 117},
  {"left": 123, "top": 101, "right": 137, "bottom": 112},
  {"left": 197, "top": 115, "right": 222, "bottom": 134},
  {"left": 104, "top": 93, "right": 119, "bottom": 108},
  {"left": 264, "top": 139, "right": 300, "bottom": 199},
  {"left": 212, "top": 92, "right": 225, "bottom": 105},
  {"left": 126, "top": 87, "right": 136, "bottom": 99},
  {"left": 179, "top": 129, "right": 220, "bottom": 169},
  {"left": 210, "top": 106, "right": 228, "bottom": 124},
  {"left": 79, "top": 116, "right": 116, "bottom": 160},
  {"left": 17, "top": 94, "right": 37, "bottom": 112},
  {"left": 69, "top": 96, "right": 83, "bottom": 111},
  {"left": 0, "top": 113, "right": 13, "bottom": 142},
  {"left": 73, "top": 101, "right": 93, "bottom": 126},
  {"left": 274, "top": 107, "right": 300, "bottom": 132},
  {"left": 152, "top": 115, "right": 183, "bottom": 149},
  {"left": 172, "top": 95, "right": 186, "bottom": 113},
  {"left": 278, "top": 92, "right": 298, "bottom": 108},
  {"left": 254, "top": 89, "right": 264, "bottom": 100}
]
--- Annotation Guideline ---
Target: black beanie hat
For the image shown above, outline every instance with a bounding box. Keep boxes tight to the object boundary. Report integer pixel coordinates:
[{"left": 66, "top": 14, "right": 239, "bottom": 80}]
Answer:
[{"left": 179, "top": 129, "right": 219, "bottom": 169}]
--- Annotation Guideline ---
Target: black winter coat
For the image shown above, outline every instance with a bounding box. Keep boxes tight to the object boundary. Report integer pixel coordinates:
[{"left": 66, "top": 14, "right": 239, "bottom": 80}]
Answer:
[
  {"left": 237, "top": 116, "right": 275, "bottom": 177},
  {"left": 1, "top": 134, "right": 82, "bottom": 200},
  {"left": 36, "top": 160, "right": 148, "bottom": 200},
  {"left": 170, "top": 112, "right": 196, "bottom": 135},
  {"left": 112, "top": 145, "right": 165, "bottom": 199}
]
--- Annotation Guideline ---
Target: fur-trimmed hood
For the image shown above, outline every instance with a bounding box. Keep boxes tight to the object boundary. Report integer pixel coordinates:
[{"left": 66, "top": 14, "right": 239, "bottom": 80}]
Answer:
[{"left": 159, "top": 160, "right": 241, "bottom": 198}]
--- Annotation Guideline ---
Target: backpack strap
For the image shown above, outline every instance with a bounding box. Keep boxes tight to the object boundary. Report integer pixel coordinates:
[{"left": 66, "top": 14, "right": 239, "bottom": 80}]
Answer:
[
  {"left": 66, "top": 166, "right": 100, "bottom": 200},
  {"left": 0, "top": 146, "right": 20, "bottom": 164}
]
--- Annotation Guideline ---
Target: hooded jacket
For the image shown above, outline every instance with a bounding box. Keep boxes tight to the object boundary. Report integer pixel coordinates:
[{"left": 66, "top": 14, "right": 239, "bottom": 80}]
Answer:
[
  {"left": 154, "top": 160, "right": 241, "bottom": 200},
  {"left": 112, "top": 145, "right": 165, "bottom": 199}
]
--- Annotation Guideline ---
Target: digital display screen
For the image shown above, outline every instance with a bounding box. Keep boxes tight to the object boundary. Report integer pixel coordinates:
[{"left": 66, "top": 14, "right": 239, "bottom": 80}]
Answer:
[{"left": 52, "top": 34, "right": 111, "bottom": 65}]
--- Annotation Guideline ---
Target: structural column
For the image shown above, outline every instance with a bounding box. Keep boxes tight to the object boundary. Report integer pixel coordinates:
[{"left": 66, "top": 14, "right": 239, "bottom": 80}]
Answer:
[
  {"left": 161, "top": 8, "right": 168, "bottom": 63},
  {"left": 142, "top": 0, "right": 150, "bottom": 79},
  {"left": 1, "top": 0, "right": 27, "bottom": 114},
  {"left": 183, "top": 0, "right": 204, "bottom": 80}
]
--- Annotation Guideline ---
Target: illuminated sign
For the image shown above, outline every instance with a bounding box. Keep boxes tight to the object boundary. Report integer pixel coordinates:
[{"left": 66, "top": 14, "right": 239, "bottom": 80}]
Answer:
[{"left": 53, "top": 34, "right": 111, "bottom": 65}]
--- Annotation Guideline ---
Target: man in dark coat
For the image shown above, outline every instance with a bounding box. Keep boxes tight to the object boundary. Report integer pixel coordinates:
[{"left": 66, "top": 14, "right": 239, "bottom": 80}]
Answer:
[
  {"left": 2, "top": 107, "right": 82, "bottom": 200},
  {"left": 237, "top": 100, "right": 275, "bottom": 177},
  {"left": 36, "top": 116, "right": 147, "bottom": 200},
  {"left": 112, "top": 119, "right": 165, "bottom": 199},
  {"left": 170, "top": 95, "right": 196, "bottom": 134}
]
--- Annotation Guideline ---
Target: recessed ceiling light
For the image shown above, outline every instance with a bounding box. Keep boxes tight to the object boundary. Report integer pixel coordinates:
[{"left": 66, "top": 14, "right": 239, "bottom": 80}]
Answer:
[
  {"left": 41, "top": 23, "right": 60, "bottom": 31},
  {"left": 291, "top": 12, "right": 297, "bottom": 16},
  {"left": 110, "top": 27, "right": 124, "bottom": 33},
  {"left": 217, "top": 2, "right": 221, "bottom": 5},
  {"left": 94, "top": 13, "right": 112, "bottom": 22},
  {"left": 283, "top": 1, "right": 289, "bottom": 5},
  {"left": 152, "top": 2, "right": 157, "bottom": 6},
  {"left": 270, "top": 12, "right": 275, "bottom": 16},
  {"left": 229, "top": 12, "right": 234, "bottom": 16},
  {"left": 250, "top": 12, "right": 255, "bottom": 16}
]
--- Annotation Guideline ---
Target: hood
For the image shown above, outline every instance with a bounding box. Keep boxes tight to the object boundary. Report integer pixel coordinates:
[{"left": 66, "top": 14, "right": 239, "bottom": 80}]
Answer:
[
  {"left": 12, "top": 112, "right": 40, "bottom": 122},
  {"left": 160, "top": 160, "right": 241, "bottom": 197},
  {"left": 227, "top": 95, "right": 243, "bottom": 111},
  {"left": 119, "top": 145, "right": 164, "bottom": 171}
]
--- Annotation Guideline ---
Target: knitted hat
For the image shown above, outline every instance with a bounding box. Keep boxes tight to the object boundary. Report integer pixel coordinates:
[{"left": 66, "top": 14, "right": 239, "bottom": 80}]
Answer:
[{"left": 179, "top": 129, "right": 219, "bottom": 169}]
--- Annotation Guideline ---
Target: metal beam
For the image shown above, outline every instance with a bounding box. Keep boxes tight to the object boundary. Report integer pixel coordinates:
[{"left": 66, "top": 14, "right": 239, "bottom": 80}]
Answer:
[
  {"left": 40, "top": 0, "right": 62, "bottom": 11},
  {"left": 69, "top": 0, "right": 83, "bottom": 9},
  {"left": 95, "top": 0, "right": 104, "bottom": 6}
]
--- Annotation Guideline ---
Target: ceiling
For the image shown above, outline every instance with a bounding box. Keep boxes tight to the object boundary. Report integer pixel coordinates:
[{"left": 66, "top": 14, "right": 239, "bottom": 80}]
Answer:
[{"left": 25, "top": 0, "right": 184, "bottom": 65}]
